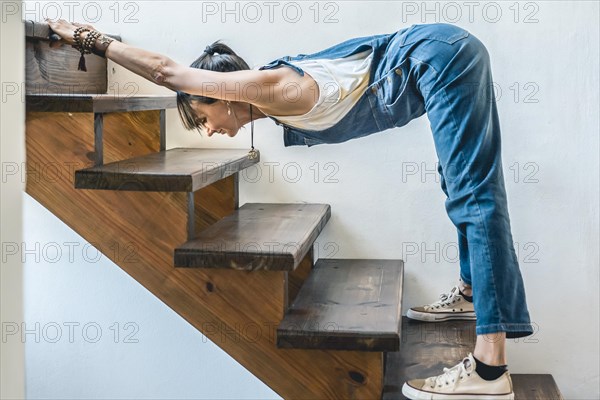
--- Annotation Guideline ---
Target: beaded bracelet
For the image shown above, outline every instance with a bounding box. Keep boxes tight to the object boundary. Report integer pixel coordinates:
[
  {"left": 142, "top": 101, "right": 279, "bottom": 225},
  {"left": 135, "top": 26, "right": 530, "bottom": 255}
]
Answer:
[
  {"left": 72, "top": 27, "right": 89, "bottom": 49},
  {"left": 71, "top": 28, "right": 108, "bottom": 71},
  {"left": 72, "top": 27, "right": 91, "bottom": 71}
]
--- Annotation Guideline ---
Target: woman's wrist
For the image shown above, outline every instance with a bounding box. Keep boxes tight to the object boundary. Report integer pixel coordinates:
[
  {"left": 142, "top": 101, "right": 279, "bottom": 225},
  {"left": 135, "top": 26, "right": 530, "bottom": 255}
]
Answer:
[{"left": 78, "top": 30, "right": 115, "bottom": 58}]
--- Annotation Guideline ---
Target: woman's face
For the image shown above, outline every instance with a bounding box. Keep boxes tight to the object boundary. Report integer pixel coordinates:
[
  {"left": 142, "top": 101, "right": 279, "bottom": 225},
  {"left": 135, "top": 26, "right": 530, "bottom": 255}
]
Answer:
[{"left": 191, "top": 100, "right": 240, "bottom": 137}]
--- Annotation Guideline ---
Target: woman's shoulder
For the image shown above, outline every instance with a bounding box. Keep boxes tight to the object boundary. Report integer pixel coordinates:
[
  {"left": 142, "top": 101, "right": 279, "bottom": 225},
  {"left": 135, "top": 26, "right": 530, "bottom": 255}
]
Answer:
[{"left": 251, "top": 66, "right": 320, "bottom": 117}]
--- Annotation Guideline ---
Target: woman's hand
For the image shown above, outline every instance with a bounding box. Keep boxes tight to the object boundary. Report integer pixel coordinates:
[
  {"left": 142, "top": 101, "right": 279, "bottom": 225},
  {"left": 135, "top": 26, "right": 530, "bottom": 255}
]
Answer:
[{"left": 45, "top": 18, "right": 97, "bottom": 48}]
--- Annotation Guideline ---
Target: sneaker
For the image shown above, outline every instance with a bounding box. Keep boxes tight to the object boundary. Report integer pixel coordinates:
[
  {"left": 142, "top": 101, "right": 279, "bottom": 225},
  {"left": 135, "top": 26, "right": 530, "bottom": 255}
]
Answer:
[
  {"left": 406, "top": 286, "right": 476, "bottom": 322},
  {"left": 402, "top": 353, "right": 514, "bottom": 400}
]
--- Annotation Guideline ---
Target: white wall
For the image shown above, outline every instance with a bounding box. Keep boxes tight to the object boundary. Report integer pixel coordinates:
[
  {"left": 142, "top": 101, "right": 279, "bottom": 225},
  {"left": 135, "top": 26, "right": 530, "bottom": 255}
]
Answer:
[{"left": 16, "top": 1, "right": 600, "bottom": 399}]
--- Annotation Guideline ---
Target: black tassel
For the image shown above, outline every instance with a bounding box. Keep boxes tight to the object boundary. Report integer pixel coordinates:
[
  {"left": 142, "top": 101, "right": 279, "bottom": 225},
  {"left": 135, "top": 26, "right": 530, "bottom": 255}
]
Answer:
[{"left": 78, "top": 54, "right": 87, "bottom": 72}]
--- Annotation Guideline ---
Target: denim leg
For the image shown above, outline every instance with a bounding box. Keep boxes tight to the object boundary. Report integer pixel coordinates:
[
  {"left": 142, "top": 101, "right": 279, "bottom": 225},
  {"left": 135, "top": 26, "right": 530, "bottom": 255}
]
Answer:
[
  {"left": 402, "top": 28, "right": 533, "bottom": 338},
  {"left": 439, "top": 162, "right": 472, "bottom": 286},
  {"left": 457, "top": 230, "right": 472, "bottom": 287}
]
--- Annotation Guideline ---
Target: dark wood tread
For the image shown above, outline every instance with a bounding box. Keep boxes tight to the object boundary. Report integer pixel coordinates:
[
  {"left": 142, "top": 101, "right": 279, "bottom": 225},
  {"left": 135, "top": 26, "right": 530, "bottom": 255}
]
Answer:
[
  {"left": 382, "top": 318, "right": 563, "bottom": 399},
  {"left": 512, "top": 375, "right": 563, "bottom": 399},
  {"left": 75, "top": 148, "right": 259, "bottom": 191},
  {"left": 277, "top": 258, "right": 404, "bottom": 351},
  {"left": 174, "top": 203, "right": 331, "bottom": 271},
  {"left": 26, "top": 93, "right": 176, "bottom": 113}
]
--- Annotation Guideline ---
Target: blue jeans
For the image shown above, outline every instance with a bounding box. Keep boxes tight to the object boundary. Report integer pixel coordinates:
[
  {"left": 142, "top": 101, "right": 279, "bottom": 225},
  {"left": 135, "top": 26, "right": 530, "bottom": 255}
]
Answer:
[{"left": 383, "top": 24, "right": 534, "bottom": 338}]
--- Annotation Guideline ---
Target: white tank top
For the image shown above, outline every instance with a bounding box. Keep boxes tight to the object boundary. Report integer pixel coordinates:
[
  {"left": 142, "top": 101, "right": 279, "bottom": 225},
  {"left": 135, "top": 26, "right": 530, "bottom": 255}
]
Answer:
[{"left": 259, "top": 49, "right": 373, "bottom": 131}]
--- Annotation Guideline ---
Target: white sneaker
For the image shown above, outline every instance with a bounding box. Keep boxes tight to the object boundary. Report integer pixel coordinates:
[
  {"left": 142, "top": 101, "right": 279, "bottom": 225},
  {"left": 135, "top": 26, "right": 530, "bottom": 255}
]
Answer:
[
  {"left": 406, "top": 286, "right": 476, "bottom": 322},
  {"left": 402, "top": 353, "right": 514, "bottom": 400}
]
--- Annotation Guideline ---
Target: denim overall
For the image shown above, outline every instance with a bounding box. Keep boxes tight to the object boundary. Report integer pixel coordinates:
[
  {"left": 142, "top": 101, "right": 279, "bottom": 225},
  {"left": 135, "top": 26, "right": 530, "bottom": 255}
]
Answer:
[{"left": 260, "top": 23, "right": 533, "bottom": 338}]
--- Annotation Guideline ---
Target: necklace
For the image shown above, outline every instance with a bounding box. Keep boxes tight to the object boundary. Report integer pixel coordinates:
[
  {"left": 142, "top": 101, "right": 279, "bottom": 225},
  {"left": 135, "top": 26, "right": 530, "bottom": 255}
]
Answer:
[
  {"left": 247, "top": 104, "right": 258, "bottom": 160},
  {"left": 230, "top": 102, "right": 258, "bottom": 160}
]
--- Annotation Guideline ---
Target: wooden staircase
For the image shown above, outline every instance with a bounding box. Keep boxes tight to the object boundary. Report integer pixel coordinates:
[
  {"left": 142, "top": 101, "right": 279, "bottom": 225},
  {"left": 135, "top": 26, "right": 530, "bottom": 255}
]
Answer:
[{"left": 24, "top": 23, "right": 563, "bottom": 400}]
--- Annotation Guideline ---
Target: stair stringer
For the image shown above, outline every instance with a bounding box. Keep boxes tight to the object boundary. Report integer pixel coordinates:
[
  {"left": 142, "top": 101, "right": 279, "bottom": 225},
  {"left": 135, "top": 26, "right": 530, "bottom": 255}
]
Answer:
[{"left": 25, "top": 110, "right": 384, "bottom": 399}]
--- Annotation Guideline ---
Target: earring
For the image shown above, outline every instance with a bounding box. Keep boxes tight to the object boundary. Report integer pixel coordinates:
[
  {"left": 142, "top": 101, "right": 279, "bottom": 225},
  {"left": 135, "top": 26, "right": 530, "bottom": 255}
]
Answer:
[{"left": 227, "top": 101, "right": 231, "bottom": 116}]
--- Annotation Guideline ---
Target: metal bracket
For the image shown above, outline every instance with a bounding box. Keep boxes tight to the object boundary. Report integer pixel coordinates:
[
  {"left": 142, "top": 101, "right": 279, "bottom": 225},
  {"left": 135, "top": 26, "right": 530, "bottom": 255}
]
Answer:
[
  {"left": 94, "top": 113, "right": 104, "bottom": 166},
  {"left": 159, "top": 109, "right": 166, "bottom": 151},
  {"left": 187, "top": 192, "right": 195, "bottom": 241}
]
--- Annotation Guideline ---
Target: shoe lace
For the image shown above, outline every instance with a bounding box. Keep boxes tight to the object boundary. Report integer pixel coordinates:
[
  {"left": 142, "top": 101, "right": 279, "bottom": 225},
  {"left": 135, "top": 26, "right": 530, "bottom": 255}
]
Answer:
[
  {"left": 425, "top": 286, "right": 460, "bottom": 310},
  {"left": 427, "top": 357, "right": 470, "bottom": 390}
]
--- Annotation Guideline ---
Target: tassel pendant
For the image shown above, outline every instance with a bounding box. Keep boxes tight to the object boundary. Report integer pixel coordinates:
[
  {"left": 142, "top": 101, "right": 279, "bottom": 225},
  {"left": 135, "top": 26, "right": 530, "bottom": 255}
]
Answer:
[
  {"left": 247, "top": 148, "right": 258, "bottom": 160},
  {"left": 78, "top": 54, "right": 87, "bottom": 72}
]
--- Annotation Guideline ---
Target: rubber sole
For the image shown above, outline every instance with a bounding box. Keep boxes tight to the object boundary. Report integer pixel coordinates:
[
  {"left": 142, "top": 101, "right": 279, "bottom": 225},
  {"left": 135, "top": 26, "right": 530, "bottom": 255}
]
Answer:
[
  {"left": 406, "top": 309, "right": 476, "bottom": 322},
  {"left": 402, "top": 383, "right": 515, "bottom": 400}
]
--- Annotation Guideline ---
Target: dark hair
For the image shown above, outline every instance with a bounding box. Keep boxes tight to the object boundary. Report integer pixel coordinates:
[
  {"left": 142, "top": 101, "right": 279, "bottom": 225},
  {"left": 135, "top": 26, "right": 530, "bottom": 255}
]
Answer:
[{"left": 176, "top": 40, "right": 250, "bottom": 136}]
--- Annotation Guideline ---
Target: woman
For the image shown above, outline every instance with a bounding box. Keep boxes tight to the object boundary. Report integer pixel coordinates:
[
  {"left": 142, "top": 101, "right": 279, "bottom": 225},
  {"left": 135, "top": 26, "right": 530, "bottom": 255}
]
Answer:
[{"left": 47, "top": 18, "right": 533, "bottom": 399}]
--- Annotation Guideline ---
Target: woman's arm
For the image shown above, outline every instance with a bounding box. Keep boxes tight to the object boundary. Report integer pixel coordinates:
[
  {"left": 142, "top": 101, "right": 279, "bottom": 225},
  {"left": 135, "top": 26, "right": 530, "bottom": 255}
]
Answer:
[
  {"left": 45, "top": 19, "right": 281, "bottom": 105},
  {"left": 103, "top": 40, "right": 172, "bottom": 88},
  {"left": 104, "top": 40, "right": 280, "bottom": 103},
  {"left": 46, "top": 19, "right": 172, "bottom": 87},
  {"left": 163, "top": 65, "right": 280, "bottom": 102}
]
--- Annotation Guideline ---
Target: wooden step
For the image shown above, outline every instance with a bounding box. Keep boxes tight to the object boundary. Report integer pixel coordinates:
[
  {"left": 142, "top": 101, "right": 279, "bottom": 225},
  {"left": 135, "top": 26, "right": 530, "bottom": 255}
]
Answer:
[
  {"left": 512, "top": 375, "right": 563, "bottom": 399},
  {"left": 277, "top": 258, "right": 404, "bottom": 351},
  {"left": 26, "top": 93, "right": 176, "bottom": 113},
  {"left": 75, "top": 148, "right": 259, "bottom": 191},
  {"left": 382, "top": 318, "right": 563, "bottom": 399},
  {"left": 174, "top": 203, "right": 330, "bottom": 270}
]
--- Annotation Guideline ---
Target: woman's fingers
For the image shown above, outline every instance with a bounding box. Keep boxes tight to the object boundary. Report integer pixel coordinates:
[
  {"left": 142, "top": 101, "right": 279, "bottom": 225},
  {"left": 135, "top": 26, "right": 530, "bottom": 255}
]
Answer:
[
  {"left": 45, "top": 18, "right": 86, "bottom": 46},
  {"left": 45, "top": 19, "right": 64, "bottom": 47},
  {"left": 45, "top": 18, "right": 64, "bottom": 36}
]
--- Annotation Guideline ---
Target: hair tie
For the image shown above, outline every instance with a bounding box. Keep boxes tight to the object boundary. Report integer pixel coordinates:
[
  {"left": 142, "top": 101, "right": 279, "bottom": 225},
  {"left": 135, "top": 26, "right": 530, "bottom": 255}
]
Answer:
[{"left": 204, "top": 45, "right": 214, "bottom": 55}]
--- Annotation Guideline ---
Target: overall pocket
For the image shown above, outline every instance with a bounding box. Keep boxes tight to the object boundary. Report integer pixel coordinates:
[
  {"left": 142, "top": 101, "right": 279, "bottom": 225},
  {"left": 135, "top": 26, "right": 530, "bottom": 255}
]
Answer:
[
  {"left": 379, "top": 58, "right": 410, "bottom": 107},
  {"left": 380, "top": 59, "right": 426, "bottom": 127}
]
